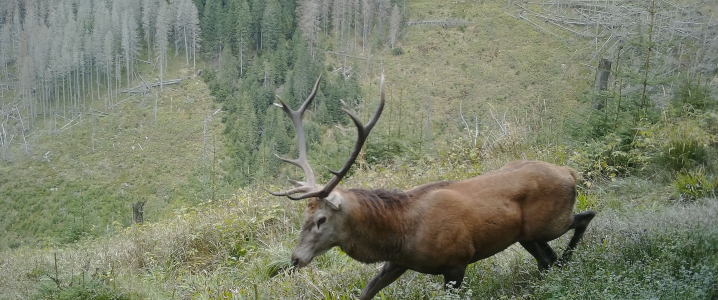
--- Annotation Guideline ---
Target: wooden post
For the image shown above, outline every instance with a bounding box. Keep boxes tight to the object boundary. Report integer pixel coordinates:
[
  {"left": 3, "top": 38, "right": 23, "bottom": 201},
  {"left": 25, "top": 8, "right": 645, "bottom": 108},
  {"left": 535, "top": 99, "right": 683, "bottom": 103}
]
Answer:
[{"left": 593, "top": 58, "right": 611, "bottom": 110}]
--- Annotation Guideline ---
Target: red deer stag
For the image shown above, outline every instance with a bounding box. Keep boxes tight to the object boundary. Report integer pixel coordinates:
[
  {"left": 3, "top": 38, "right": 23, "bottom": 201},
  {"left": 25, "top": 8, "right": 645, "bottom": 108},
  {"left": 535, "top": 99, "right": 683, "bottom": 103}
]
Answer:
[{"left": 269, "top": 74, "right": 596, "bottom": 300}]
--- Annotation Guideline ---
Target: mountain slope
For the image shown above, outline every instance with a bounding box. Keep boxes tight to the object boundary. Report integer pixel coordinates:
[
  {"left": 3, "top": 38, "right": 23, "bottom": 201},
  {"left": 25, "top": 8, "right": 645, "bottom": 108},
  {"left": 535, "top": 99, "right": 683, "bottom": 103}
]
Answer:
[
  {"left": 0, "top": 60, "right": 223, "bottom": 249},
  {"left": 354, "top": 1, "right": 592, "bottom": 158}
]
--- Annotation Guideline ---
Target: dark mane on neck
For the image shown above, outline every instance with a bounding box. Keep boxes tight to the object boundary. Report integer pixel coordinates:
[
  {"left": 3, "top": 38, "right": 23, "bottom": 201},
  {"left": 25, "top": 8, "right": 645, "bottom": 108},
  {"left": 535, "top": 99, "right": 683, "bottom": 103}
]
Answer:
[
  {"left": 340, "top": 181, "right": 455, "bottom": 262},
  {"left": 347, "top": 180, "right": 455, "bottom": 223},
  {"left": 349, "top": 188, "right": 409, "bottom": 214}
]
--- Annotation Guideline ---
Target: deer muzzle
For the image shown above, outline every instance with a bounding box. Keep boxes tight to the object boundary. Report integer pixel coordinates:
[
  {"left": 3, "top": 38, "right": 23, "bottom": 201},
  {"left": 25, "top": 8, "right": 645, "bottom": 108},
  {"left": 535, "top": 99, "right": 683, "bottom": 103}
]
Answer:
[{"left": 291, "top": 250, "right": 313, "bottom": 268}]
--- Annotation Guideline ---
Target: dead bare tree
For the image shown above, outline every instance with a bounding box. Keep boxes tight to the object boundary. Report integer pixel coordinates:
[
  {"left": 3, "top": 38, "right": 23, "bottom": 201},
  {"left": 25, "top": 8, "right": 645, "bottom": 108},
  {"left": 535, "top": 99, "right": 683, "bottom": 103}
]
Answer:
[
  {"left": 298, "top": 0, "right": 322, "bottom": 59},
  {"left": 0, "top": 117, "right": 11, "bottom": 161},
  {"left": 459, "top": 100, "right": 480, "bottom": 148},
  {"left": 389, "top": 4, "right": 401, "bottom": 49},
  {"left": 516, "top": 0, "right": 717, "bottom": 72},
  {"left": 202, "top": 108, "right": 222, "bottom": 200},
  {"left": 14, "top": 107, "right": 29, "bottom": 154},
  {"left": 482, "top": 107, "right": 509, "bottom": 153}
]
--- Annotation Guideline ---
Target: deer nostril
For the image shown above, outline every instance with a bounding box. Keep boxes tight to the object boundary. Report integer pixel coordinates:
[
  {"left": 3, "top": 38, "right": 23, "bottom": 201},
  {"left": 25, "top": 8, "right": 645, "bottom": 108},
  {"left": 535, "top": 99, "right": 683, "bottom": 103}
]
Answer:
[{"left": 292, "top": 258, "right": 299, "bottom": 267}]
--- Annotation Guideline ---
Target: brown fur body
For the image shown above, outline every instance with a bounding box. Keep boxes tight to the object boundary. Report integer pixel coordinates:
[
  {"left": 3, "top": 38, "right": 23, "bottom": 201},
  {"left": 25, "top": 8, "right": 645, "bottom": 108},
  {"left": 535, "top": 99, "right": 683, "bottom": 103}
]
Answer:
[{"left": 318, "top": 160, "right": 579, "bottom": 276}]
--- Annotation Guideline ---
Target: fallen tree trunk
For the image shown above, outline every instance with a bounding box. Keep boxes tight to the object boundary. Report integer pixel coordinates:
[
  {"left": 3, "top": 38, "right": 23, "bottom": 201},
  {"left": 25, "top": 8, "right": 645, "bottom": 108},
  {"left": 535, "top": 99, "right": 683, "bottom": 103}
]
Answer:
[{"left": 122, "top": 79, "right": 182, "bottom": 94}]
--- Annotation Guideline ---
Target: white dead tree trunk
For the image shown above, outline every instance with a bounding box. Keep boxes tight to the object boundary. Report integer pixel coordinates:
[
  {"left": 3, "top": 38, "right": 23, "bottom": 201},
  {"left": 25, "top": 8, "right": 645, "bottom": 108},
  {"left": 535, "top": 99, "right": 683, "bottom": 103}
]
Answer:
[
  {"left": 15, "top": 107, "right": 29, "bottom": 154},
  {"left": 459, "top": 101, "right": 480, "bottom": 148},
  {"left": 0, "top": 122, "right": 9, "bottom": 161}
]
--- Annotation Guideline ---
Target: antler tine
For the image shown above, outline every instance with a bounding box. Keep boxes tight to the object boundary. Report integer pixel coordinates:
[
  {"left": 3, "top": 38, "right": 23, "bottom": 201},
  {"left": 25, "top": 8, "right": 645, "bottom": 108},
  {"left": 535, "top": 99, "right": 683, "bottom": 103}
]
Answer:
[
  {"left": 267, "top": 186, "right": 314, "bottom": 197},
  {"left": 274, "top": 153, "right": 309, "bottom": 171},
  {"left": 287, "top": 178, "right": 306, "bottom": 187},
  {"left": 292, "top": 74, "right": 386, "bottom": 200},
  {"left": 267, "top": 75, "right": 323, "bottom": 199},
  {"left": 298, "top": 75, "right": 323, "bottom": 115}
]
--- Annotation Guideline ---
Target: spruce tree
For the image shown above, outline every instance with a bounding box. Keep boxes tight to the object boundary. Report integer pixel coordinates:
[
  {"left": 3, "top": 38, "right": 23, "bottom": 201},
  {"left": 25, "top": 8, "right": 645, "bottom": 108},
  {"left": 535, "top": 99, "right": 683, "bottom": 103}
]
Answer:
[{"left": 261, "top": 0, "right": 280, "bottom": 51}]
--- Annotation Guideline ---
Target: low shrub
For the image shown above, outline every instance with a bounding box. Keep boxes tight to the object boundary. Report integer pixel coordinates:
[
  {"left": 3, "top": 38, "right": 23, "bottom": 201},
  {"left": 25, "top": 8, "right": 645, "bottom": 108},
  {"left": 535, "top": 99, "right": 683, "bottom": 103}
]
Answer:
[
  {"left": 575, "top": 191, "right": 598, "bottom": 212},
  {"left": 659, "top": 138, "right": 708, "bottom": 172},
  {"left": 673, "top": 169, "right": 717, "bottom": 201},
  {"left": 569, "top": 131, "right": 654, "bottom": 180},
  {"left": 35, "top": 277, "right": 135, "bottom": 300},
  {"left": 673, "top": 79, "right": 715, "bottom": 113}
]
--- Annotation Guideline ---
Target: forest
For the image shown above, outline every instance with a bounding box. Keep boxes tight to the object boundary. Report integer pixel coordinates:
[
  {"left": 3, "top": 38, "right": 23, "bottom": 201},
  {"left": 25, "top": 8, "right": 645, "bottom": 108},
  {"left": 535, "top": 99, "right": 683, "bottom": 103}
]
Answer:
[
  {"left": 1, "top": 0, "right": 718, "bottom": 299},
  {"left": 1, "top": 0, "right": 405, "bottom": 188}
]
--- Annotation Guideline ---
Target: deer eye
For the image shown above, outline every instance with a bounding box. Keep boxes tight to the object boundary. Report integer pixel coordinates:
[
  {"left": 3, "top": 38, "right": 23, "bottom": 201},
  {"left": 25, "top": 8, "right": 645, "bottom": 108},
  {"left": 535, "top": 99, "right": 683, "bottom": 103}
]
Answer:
[{"left": 316, "top": 216, "right": 327, "bottom": 228}]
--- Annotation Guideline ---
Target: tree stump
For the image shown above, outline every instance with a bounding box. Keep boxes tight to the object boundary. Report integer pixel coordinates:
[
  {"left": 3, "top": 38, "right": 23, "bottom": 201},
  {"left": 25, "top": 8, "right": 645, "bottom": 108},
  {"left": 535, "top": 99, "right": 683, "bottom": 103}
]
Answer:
[
  {"left": 132, "top": 201, "right": 146, "bottom": 225},
  {"left": 593, "top": 58, "right": 612, "bottom": 110}
]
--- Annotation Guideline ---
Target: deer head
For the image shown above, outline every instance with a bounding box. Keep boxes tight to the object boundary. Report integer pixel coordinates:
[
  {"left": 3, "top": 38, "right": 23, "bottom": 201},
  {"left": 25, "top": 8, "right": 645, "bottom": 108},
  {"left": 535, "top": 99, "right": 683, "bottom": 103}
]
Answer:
[{"left": 268, "top": 74, "right": 385, "bottom": 267}]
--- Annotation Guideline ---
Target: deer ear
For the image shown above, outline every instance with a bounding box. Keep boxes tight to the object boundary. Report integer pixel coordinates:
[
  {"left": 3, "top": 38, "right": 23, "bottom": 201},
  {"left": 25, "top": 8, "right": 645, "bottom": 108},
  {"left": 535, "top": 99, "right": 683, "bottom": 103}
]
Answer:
[{"left": 324, "top": 192, "right": 343, "bottom": 211}]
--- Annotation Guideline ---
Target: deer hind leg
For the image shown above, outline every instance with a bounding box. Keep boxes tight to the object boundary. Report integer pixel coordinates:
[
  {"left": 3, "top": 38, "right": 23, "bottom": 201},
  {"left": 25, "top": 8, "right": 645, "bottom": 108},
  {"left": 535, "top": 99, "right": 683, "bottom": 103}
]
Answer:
[
  {"left": 360, "top": 262, "right": 407, "bottom": 300},
  {"left": 520, "top": 241, "right": 556, "bottom": 271},
  {"left": 559, "top": 210, "right": 596, "bottom": 264}
]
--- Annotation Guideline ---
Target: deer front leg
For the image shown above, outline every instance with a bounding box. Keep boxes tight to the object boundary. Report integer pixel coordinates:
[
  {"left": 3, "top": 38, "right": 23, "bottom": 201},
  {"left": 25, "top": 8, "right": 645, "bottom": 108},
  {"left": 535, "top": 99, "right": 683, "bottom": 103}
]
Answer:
[
  {"left": 360, "top": 262, "right": 407, "bottom": 300},
  {"left": 443, "top": 265, "right": 467, "bottom": 289}
]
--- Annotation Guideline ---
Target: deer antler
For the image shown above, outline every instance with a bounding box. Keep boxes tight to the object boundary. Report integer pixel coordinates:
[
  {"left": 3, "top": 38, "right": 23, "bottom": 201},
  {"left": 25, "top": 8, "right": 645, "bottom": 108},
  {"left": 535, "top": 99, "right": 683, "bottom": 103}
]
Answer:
[
  {"left": 267, "top": 75, "right": 322, "bottom": 197},
  {"left": 268, "top": 74, "right": 386, "bottom": 200}
]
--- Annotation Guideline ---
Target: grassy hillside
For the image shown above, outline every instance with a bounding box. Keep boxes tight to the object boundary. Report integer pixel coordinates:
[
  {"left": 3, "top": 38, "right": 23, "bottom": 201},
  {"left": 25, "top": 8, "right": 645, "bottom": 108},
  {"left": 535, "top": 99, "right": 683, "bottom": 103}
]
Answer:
[
  {"left": 0, "top": 56, "right": 224, "bottom": 250},
  {"left": 350, "top": 1, "right": 591, "bottom": 155},
  {"left": 1, "top": 159, "right": 716, "bottom": 299}
]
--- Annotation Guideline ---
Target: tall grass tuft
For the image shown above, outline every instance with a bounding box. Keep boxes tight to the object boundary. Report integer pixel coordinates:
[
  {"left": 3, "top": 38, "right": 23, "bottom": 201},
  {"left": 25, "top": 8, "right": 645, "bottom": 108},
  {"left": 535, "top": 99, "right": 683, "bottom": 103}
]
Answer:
[
  {"left": 659, "top": 139, "right": 708, "bottom": 172},
  {"left": 673, "top": 169, "right": 718, "bottom": 201}
]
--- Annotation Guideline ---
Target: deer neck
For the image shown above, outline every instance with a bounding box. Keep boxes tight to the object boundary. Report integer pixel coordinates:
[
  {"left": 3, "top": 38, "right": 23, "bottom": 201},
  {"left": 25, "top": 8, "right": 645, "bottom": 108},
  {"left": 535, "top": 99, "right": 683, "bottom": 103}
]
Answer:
[{"left": 336, "top": 188, "right": 413, "bottom": 263}]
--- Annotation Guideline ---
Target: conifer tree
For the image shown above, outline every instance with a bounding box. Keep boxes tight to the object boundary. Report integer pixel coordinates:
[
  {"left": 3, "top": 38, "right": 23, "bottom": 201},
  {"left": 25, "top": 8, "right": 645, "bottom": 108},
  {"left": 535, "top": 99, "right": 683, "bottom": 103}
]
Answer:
[
  {"left": 200, "top": 0, "right": 220, "bottom": 59},
  {"left": 219, "top": 46, "right": 239, "bottom": 88},
  {"left": 261, "top": 0, "right": 280, "bottom": 51},
  {"left": 291, "top": 30, "right": 313, "bottom": 109},
  {"left": 236, "top": 0, "right": 251, "bottom": 76},
  {"left": 227, "top": 93, "right": 258, "bottom": 185},
  {"left": 251, "top": 0, "right": 267, "bottom": 49}
]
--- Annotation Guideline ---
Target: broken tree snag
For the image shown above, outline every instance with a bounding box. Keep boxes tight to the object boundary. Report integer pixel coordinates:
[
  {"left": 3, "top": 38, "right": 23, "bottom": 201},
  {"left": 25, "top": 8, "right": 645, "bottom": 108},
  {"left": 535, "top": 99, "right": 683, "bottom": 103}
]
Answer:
[
  {"left": 132, "top": 201, "right": 146, "bottom": 225},
  {"left": 593, "top": 58, "right": 612, "bottom": 110}
]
